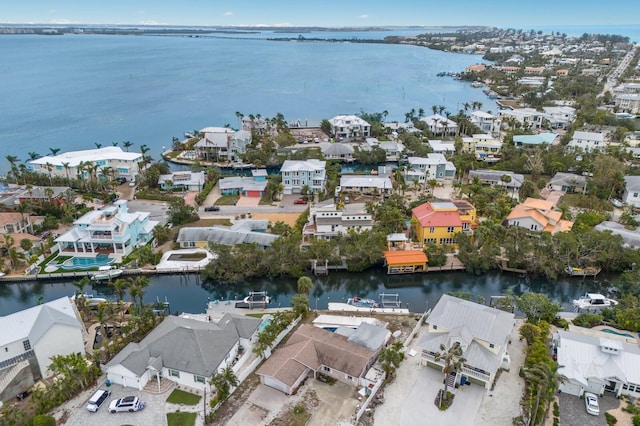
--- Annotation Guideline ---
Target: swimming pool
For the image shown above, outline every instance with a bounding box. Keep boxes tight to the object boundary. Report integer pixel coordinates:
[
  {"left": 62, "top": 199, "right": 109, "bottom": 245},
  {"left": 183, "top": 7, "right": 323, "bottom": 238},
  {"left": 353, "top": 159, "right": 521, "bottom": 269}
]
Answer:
[
  {"left": 59, "top": 254, "right": 114, "bottom": 270},
  {"left": 258, "top": 318, "right": 272, "bottom": 333},
  {"left": 601, "top": 328, "right": 634, "bottom": 338}
]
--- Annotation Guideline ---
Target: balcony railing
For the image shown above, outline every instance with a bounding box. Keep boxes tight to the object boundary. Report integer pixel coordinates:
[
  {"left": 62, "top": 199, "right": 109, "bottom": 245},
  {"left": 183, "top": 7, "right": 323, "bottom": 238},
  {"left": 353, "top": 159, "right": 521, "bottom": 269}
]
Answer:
[{"left": 461, "top": 366, "right": 491, "bottom": 382}]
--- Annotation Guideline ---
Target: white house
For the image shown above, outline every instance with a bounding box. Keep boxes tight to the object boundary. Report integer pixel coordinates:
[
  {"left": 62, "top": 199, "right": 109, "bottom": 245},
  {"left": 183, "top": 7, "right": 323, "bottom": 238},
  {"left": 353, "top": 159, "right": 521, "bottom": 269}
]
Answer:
[
  {"left": 499, "top": 108, "right": 544, "bottom": 130},
  {"left": 468, "top": 169, "right": 524, "bottom": 191},
  {"left": 281, "top": 159, "right": 327, "bottom": 195},
  {"left": 328, "top": 115, "right": 371, "bottom": 139},
  {"left": 470, "top": 111, "right": 499, "bottom": 134},
  {"left": 462, "top": 134, "right": 503, "bottom": 161},
  {"left": 506, "top": 198, "right": 573, "bottom": 235},
  {"left": 554, "top": 330, "right": 640, "bottom": 398},
  {"left": 339, "top": 175, "right": 392, "bottom": 195},
  {"left": 420, "top": 114, "right": 458, "bottom": 136},
  {"left": 623, "top": 176, "right": 640, "bottom": 208},
  {"left": 105, "top": 314, "right": 262, "bottom": 391},
  {"left": 419, "top": 294, "right": 515, "bottom": 389},
  {"left": 542, "top": 106, "right": 576, "bottom": 129},
  {"left": 405, "top": 154, "right": 456, "bottom": 183},
  {"left": 28, "top": 147, "right": 143, "bottom": 181},
  {"left": 615, "top": 94, "right": 640, "bottom": 115},
  {"left": 427, "top": 140, "right": 456, "bottom": 155},
  {"left": 321, "top": 143, "right": 355, "bottom": 162},
  {"left": 158, "top": 171, "right": 206, "bottom": 191},
  {"left": 303, "top": 200, "right": 374, "bottom": 243},
  {"left": 567, "top": 131, "right": 606, "bottom": 152},
  {"left": 0, "top": 297, "right": 85, "bottom": 399}
]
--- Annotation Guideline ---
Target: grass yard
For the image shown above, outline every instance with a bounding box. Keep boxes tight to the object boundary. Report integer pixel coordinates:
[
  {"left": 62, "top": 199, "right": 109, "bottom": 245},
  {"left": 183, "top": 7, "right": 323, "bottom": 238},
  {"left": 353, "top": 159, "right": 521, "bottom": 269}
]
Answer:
[
  {"left": 246, "top": 313, "right": 265, "bottom": 318},
  {"left": 167, "top": 412, "right": 197, "bottom": 426},
  {"left": 166, "top": 389, "right": 202, "bottom": 405},
  {"left": 216, "top": 194, "right": 240, "bottom": 205}
]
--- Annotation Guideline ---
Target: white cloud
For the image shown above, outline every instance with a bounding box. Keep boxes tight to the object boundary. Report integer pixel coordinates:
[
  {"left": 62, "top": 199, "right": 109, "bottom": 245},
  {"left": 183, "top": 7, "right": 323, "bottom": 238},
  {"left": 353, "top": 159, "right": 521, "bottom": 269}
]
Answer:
[
  {"left": 224, "top": 11, "right": 233, "bottom": 17},
  {"left": 358, "top": 14, "right": 369, "bottom": 19}
]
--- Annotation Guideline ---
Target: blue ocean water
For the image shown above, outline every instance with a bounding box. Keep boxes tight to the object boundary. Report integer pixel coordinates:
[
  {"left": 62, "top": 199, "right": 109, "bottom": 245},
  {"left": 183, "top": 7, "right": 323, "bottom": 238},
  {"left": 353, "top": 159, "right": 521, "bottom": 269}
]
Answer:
[{"left": 0, "top": 33, "right": 492, "bottom": 174}]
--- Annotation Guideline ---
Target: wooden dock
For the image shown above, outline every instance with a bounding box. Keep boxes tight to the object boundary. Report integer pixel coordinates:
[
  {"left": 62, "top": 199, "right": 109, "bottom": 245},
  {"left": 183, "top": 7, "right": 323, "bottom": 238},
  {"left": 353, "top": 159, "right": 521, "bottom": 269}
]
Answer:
[
  {"left": 0, "top": 267, "right": 202, "bottom": 283},
  {"left": 311, "top": 258, "right": 348, "bottom": 275}
]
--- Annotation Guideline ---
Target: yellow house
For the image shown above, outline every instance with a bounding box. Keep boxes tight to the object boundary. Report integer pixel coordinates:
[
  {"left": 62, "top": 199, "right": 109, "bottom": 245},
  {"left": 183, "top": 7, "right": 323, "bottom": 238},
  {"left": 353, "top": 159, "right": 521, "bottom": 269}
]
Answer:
[{"left": 412, "top": 200, "right": 477, "bottom": 247}]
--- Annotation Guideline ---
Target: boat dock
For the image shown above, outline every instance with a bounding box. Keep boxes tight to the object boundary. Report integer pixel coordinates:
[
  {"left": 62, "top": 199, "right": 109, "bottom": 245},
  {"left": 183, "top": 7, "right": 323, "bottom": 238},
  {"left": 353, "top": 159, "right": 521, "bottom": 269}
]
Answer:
[
  {"left": 328, "top": 302, "right": 410, "bottom": 314},
  {"left": 311, "top": 258, "right": 348, "bottom": 275}
]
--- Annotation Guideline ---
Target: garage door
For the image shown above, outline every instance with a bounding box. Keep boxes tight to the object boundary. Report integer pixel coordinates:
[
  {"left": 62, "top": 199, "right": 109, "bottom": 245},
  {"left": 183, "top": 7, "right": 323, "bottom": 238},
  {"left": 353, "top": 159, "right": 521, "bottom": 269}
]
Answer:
[{"left": 560, "top": 382, "right": 582, "bottom": 396}]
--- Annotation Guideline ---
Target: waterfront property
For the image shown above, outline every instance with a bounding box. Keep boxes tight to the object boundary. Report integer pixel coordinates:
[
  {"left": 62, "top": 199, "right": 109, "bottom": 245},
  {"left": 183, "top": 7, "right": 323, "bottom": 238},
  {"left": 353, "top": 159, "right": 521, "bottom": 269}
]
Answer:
[
  {"left": 554, "top": 329, "right": 640, "bottom": 398},
  {"left": 328, "top": 115, "right": 371, "bottom": 139},
  {"left": 321, "top": 142, "right": 355, "bottom": 162},
  {"left": 419, "top": 294, "right": 515, "bottom": 389},
  {"left": 339, "top": 174, "right": 393, "bottom": 195},
  {"left": 281, "top": 159, "right": 327, "bottom": 195},
  {"left": 219, "top": 169, "right": 268, "bottom": 197},
  {"left": 156, "top": 249, "right": 217, "bottom": 271},
  {"left": 303, "top": 200, "right": 374, "bottom": 244},
  {"left": 404, "top": 154, "right": 456, "bottom": 183},
  {"left": 28, "top": 146, "right": 143, "bottom": 181},
  {"left": 176, "top": 219, "right": 278, "bottom": 250},
  {"left": 383, "top": 249, "right": 428, "bottom": 275},
  {"left": 419, "top": 114, "right": 458, "bottom": 136},
  {"left": 412, "top": 200, "right": 477, "bottom": 247},
  {"left": 0, "top": 297, "right": 85, "bottom": 400},
  {"left": 256, "top": 323, "right": 385, "bottom": 395},
  {"left": 53, "top": 200, "right": 158, "bottom": 262},
  {"left": 194, "top": 127, "right": 252, "bottom": 162},
  {"left": 105, "top": 314, "right": 261, "bottom": 391},
  {"left": 506, "top": 197, "right": 573, "bottom": 235},
  {"left": 157, "top": 171, "right": 205, "bottom": 191}
]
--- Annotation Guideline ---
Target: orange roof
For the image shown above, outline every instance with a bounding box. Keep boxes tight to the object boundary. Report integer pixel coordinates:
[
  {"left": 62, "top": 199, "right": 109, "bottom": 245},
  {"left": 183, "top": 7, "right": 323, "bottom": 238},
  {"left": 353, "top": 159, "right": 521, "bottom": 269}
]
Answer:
[
  {"left": 507, "top": 204, "right": 547, "bottom": 225},
  {"left": 412, "top": 202, "right": 463, "bottom": 228},
  {"left": 522, "top": 197, "right": 553, "bottom": 212},
  {"left": 0, "top": 212, "right": 24, "bottom": 227},
  {"left": 384, "top": 250, "right": 427, "bottom": 266}
]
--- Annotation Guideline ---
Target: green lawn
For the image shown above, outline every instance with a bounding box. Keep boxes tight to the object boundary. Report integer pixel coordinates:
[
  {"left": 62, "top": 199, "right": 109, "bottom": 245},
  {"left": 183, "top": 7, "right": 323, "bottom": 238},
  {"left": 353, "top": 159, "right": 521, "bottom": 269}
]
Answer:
[
  {"left": 246, "top": 313, "right": 265, "bottom": 318},
  {"left": 167, "top": 412, "right": 197, "bottom": 426},
  {"left": 215, "top": 194, "right": 240, "bottom": 205},
  {"left": 166, "top": 389, "right": 202, "bottom": 405}
]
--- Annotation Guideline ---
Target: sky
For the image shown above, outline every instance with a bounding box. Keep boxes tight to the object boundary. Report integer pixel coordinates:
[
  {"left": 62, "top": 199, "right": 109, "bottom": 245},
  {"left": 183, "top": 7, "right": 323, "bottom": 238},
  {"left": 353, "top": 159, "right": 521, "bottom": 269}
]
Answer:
[{"left": 2, "top": 1, "right": 640, "bottom": 28}]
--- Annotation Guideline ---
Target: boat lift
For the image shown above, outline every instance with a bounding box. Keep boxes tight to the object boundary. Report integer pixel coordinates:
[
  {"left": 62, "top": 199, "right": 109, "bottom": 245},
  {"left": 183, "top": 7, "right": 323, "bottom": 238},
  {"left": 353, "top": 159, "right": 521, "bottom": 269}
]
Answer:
[{"left": 379, "top": 293, "right": 401, "bottom": 309}]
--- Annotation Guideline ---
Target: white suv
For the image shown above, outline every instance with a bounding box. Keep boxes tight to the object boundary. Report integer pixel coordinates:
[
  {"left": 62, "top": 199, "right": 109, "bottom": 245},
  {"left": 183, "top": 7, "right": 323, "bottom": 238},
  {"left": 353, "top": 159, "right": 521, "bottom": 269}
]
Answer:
[
  {"left": 86, "top": 389, "right": 111, "bottom": 412},
  {"left": 109, "top": 396, "right": 141, "bottom": 413}
]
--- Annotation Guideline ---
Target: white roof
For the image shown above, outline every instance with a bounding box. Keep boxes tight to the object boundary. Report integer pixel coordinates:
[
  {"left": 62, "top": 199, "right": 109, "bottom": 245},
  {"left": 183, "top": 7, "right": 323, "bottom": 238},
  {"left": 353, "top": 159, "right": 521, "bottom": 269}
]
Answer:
[
  {"left": 556, "top": 330, "right": 640, "bottom": 387},
  {"left": 408, "top": 154, "right": 448, "bottom": 166},
  {"left": 572, "top": 131, "right": 605, "bottom": 142},
  {"left": 420, "top": 114, "right": 458, "bottom": 127},
  {"left": 328, "top": 115, "right": 371, "bottom": 127},
  {"left": 0, "top": 297, "right": 81, "bottom": 347},
  {"left": 29, "top": 146, "right": 142, "bottom": 168},
  {"left": 471, "top": 111, "right": 495, "bottom": 119},
  {"left": 281, "top": 159, "right": 326, "bottom": 172},
  {"left": 428, "top": 140, "right": 456, "bottom": 152},
  {"left": 340, "top": 175, "right": 392, "bottom": 190}
]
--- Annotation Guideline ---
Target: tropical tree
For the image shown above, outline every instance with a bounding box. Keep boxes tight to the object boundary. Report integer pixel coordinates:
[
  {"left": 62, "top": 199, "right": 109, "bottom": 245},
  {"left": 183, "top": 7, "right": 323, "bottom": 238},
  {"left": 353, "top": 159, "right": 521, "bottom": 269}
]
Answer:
[
  {"left": 48, "top": 147, "right": 61, "bottom": 156},
  {"left": 434, "top": 341, "right": 466, "bottom": 406},
  {"left": 122, "top": 140, "right": 133, "bottom": 152},
  {"left": 28, "top": 151, "right": 41, "bottom": 161},
  {"left": 524, "top": 362, "right": 567, "bottom": 426},
  {"left": 378, "top": 341, "right": 405, "bottom": 378},
  {"left": 291, "top": 294, "right": 309, "bottom": 318},
  {"left": 297, "top": 276, "right": 313, "bottom": 295},
  {"left": 210, "top": 367, "right": 239, "bottom": 406}
]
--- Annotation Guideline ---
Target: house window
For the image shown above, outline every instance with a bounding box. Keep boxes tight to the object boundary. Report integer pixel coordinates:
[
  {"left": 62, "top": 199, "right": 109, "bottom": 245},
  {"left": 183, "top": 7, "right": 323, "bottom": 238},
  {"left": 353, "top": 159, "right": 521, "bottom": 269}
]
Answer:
[
  {"left": 447, "top": 226, "right": 454, "bottom": 233},
  {"left": 489, "top": 343, "right": 495, "bottom": 348},
  {"left": 194, "top": 375, "right": 206, "bottom": 384},
  {"left": 635, "top": 193, "right": 639, "bottom": 198},
  {"left": 347, "top": 375, "right": 353, "bottom": 380},
  {"left": 323, "top": 366, "right": 330, "bottom": 372},
  {"left": 169, "top": 369, "right": 180, "bottom": 378},
  {"left": 23, "top": 340, "right": 31, "bottom": 351},
  {"left": 433, "top": 325, "right": 438, "bottom": 330},
  {"left": 429, "top": 227, "right": 435, "bottom": 234}
]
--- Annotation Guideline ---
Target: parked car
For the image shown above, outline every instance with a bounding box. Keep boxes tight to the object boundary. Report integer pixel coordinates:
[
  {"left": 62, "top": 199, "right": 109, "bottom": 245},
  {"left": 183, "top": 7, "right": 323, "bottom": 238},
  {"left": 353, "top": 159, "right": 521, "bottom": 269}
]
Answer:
[
  {"left": 610, "top": 198, "right": 623, "bottom": 208},
  {"left": 116, "top": 177, "right": 127, "bottom": 184},
  {"left": 129, "top": 180, "right": 136, "bottom": 187},
  {"left": 204, "top": 206, "right": 220, "bottom": 212},
  {"left": 86, "top": 389, "right": 111, "bottom": 412},
  {"left": 294, "top": 198, "right": 308, "bottom": 205},
  {"left": 584, "top": 392, "right": 600, "bottom": 416},
  {"left": 109, "top": 396, "right": 142, "bottom": 413}
]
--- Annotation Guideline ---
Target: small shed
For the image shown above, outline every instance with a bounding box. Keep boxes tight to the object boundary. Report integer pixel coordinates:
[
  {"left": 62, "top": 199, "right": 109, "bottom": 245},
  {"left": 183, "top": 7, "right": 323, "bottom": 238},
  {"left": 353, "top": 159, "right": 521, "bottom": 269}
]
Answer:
[{"left": 383, "top": 250, "right": 427, "bottom": 274}]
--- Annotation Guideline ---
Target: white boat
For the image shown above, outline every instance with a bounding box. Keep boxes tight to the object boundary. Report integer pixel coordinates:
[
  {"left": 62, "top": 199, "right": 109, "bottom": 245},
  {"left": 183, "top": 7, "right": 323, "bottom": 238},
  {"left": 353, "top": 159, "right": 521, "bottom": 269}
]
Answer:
[
  {"left": 573, "top": 293, "right": 618, "bottom": 311},
  {"left": 71, "top": 293, "right": 107, "bottom": 307},
  {"left": 243, "top": 291, "right": 271, "bottom": 305},
  {"left": 347, "top": 297, "right": 379, "bottom": 308},
  {"left": 91, "top": 266, "right": 123, "bottom": 281}
]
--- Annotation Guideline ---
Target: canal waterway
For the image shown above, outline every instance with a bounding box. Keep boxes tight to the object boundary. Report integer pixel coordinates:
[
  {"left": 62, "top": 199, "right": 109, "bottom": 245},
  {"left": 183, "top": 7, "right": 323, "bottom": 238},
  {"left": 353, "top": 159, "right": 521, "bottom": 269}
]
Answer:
[{"left": 0, "top": 269, "right": 615, "bottom": 317}]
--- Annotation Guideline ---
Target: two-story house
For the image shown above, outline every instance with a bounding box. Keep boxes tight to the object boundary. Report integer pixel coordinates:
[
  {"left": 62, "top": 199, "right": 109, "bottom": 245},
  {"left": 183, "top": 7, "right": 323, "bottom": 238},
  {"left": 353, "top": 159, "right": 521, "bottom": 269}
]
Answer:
[
  {"left": 0, "top": 212, "right": 34, "bottom": 235},
  {"left": 281, "top": 159, "right": 327, "bottom": 195},
  {"left": 302, "top": 200, "right": 374, "bottom": 244},
  {"left": 506, "top": 197, "right": 573, "bottom": 234},
  {"left": 28, "top": 147, "right": 143, "bottom": 181},
  {"left": 405, "top": 154, "right": 456, "bottom": 185},
  {"left": 419, "top": 294, "right": 515, "bottom": 389},
  {"left": 339, "top": 175, "right": 392, "bottom": 196},
  {"left": 499, "top": 108, "right": 544, "bottom": 130},
  {"left": 542, "top": 106, "right": 576, "bottom": 129},
  {"left": 412, "top": 200, "right": 477, "bottom": 247},
  {"left": 462, "top": 134, "right": 503, "bottom": 161},
  {"left": 328, "top": 115, "right": 371, "bottom": 139},
  {"left": 158, "top": 171, "right": 206, "bottom": 191},
  {"left": 54, "top": 200, "right": 158, "bottom": 261},
  {"left": 566, "top": 131, "right": 607, "bottom": 153},
  {"left": 419, "top": 114, "right": 459, "bottom": 136},
  {"left": 470, "top": 111, "right": 499, "bottom": 134},
  {"left": 623, "top": 176, "right": 640, "bottom": 208}
]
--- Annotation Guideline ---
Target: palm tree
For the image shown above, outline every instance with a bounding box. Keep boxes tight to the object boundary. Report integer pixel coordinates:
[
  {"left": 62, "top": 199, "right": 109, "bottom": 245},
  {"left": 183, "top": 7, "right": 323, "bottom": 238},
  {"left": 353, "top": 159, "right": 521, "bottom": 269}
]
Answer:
[
  {"left": 378, "top": 341, "right": 405, "bottom": 378},
  {"left": 44, "top": 187, "right": 54, "bottom": 202},
  {"left": 6, "top": 155, "right": 19, "bottom": 183},
  {"left": 49, "top": 147, "right": 61, "bottom": 156},
  {"left": 523, "top": 363, "right": 567, "bottom": 426},
  {"left": 434, "top": 342, "right": 466, "bottom": 406},
  {"left": 122, "top": 141, "right": 133, "bottom": 152},
  {"left": 297, "top": 276, "right": 313, "bottom": 295},
  {"left": 61, "top": 161, "right": 71, "bottom": 186},
  {"left": 210, "top": 367, "right": 239, "bottom": 404},
  {"left": 235, "top": 111, "right": 244, "bottom": 129},
  {"left": 94, "top": 142, "right": 102, "bottom": 149},
  {"left": 28, "top": 152, "right": 41, "bottom": 161},
  {"left": 45, "top": 162, "right": 54, "bottom": 185}
]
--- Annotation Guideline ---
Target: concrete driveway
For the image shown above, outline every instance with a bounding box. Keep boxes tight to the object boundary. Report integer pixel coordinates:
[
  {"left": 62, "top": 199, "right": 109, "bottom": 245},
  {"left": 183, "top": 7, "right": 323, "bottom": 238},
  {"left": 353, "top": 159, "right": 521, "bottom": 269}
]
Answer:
[{"left": 559, "top": 392, "right": 619, "bottom": 426}]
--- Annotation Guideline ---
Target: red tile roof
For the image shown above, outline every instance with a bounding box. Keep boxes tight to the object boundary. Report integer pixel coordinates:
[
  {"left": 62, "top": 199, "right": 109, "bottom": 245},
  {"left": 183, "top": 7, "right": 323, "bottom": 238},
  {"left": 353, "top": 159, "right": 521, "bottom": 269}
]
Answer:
[{"left": 412, "top": 203, "right": 462, "bottom": 228}]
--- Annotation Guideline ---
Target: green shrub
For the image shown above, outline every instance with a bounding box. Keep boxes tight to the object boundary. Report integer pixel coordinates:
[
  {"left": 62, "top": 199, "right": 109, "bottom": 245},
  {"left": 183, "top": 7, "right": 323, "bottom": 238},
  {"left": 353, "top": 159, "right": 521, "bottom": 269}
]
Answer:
[
  {"left": 33, "top": 415, "right": 56, "bottom": 426},
  {"left": 553, "top": 318, "right": 569, "bottom": 330},
  {"left": 633, "top": 414, "right": 640, "bottom": 426},
  {"left": 605, "top": 412, "right": 618, "bottom": 425},
  {"left": 573, "top": 313, "right": 603, "bottom": 328}
]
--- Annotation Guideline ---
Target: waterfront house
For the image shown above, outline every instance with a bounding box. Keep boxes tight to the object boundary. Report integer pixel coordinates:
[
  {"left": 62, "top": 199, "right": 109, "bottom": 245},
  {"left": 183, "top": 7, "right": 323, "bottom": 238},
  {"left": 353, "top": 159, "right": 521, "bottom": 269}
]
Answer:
[
  {"left": 28, "top": 146, "right": 143, "bottom": 181},
  {"left": 468, "top": 169, "right": 524, "bottom": 192},
  {"left": 419, "top": 294, "right": 515, "bottom": 389},
  {"left": 194, "top": 128, "right": 233, "bottom": 161},
  {"left": 321, "top": 143, "right": 355, "bottom": 162},
  {"left": 499, "top": 108, "right": 544, "bottom": 130},
  {"left": 106, "top": 314, "right": 261, "bottom": 391},
  {"left": 513, "top": 133, "right": 558, "bottom": 148},
  {"left": 54, "top": 200, "right": 158, "bottom": 261},
  {"left": 219, "top": 169, "right": 268, "bottom": 197},
  {"left": 377, "top": 141, "right": 405, "bottom": 161},
  {"left": 623, "top": 176, "right": 640, "bottom": 208},
  {"left": 465, "top": 64, "right": 486, "bottom": 73},
  {"left": 419, "top": 115, "right": 458, "bottom": 136},
  {"left": 547, "top": 172, "right": 587, "bottom": 193},
  {"left": 256, "top": 324, "right": 381, "bottom": 395},
  {"left": 0, "top": 212, "right": 34, "bottom": 235},
  {"left": 383, "top": 244, "right": 428, "bottom": 274},
  {"left": 470, "top": 111, "right": 498, "bottom": 134},
  {"left": 339, "top": 175, "right": 392, "bottom": 196},
  {"left": 412, "top": 200, "right": 477, "bottom": 247},
  {"left": 553, "top": 330, "right": 640, "bottom": 398},
  {"left": 302, "top": 200, "right": 374, "bottom": 244},
  {"left": 158, "top": 171, "right": 205, "bottom": 191},
  {"left": 0, "top": 297, "right": 85, "bottom": 400},
  {"left": 567, "top": 131, "right": 606, "bottom": 153},
  {"left": 328, "top": 115, "right": 371, "bottom": 139},
  {"left": 176, "top": 219, "right": 278, "bottom": 250},
  {"left": 281, "top": 159, "right": 327, "bottom": 195},
  {"left": 405, "top": 154, "right": 456, "bottom": 185},
  {"left": 505, "top": 198, "right": 573, "bottom": 235}
]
